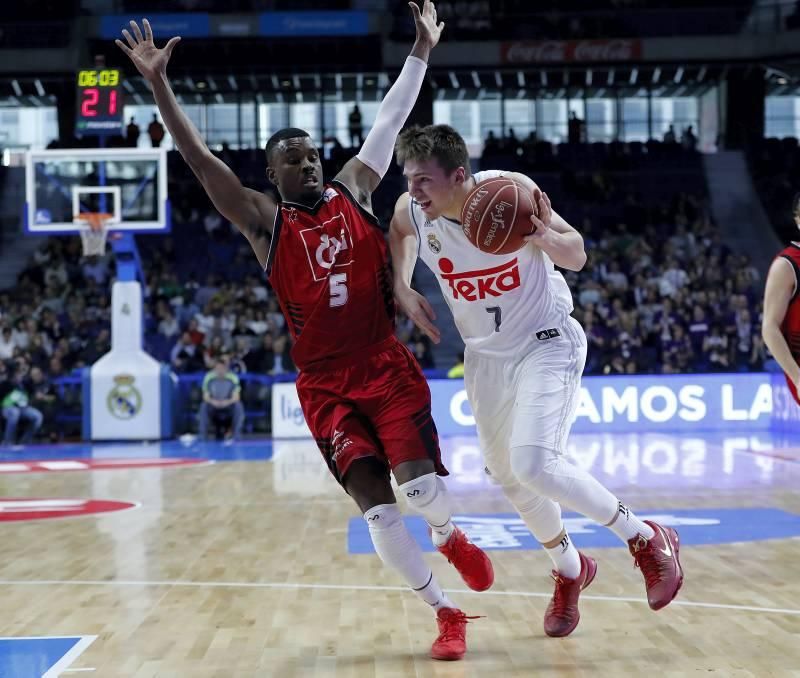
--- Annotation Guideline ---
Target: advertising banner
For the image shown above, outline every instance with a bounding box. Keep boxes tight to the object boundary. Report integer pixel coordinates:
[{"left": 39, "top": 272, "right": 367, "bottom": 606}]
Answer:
[
  {"left": 272, "top": 373, "right": 774, "bottom": 439},
  {"left": 259, "top": 11, "right": 369, "bottom": 37},
  {"left": 501, "top": 39, "right": 642, "bottom": 64},
  {"left": 101, "top": 14, "right": 210, "bottom": 39}
]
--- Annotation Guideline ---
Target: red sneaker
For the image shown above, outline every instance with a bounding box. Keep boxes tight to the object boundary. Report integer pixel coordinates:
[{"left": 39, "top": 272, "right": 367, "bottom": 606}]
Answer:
[
  {"left": 628, "top": 520, "right": 684, "bottom": 611},
  {"left": 436, "top": 526, "right": 494, "bottom": 592},
  {"left": 431, "top": 607, "right": 477, "bottom": 661},
  {"left": 544, "top": 551, "right": 597, "bottom": 638}
]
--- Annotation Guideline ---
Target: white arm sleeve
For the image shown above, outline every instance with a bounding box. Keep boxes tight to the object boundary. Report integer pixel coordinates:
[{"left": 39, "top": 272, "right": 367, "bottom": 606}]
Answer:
[{"left": 356, "top": 56, "right": 428, "bottom": 179}]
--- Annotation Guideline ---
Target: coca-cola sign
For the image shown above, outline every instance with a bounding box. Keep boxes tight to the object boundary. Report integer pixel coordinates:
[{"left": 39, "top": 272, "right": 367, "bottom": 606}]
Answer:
[{"left": 502, "top": 39, "right": 642, "bottom": 64}]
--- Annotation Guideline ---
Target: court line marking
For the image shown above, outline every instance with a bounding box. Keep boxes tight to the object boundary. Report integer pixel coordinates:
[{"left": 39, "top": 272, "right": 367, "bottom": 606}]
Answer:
[
  {"left": 2, "top": 579, "right": 798, "bottom": 617},
  {"left": 42, "top": 635, "right": 97, "bottom": 678}
]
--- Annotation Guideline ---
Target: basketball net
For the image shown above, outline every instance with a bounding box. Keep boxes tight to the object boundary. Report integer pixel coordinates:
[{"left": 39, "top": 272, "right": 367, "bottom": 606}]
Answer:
[{"left": 75, "top": 212, "right": 113, "bottom": 257}]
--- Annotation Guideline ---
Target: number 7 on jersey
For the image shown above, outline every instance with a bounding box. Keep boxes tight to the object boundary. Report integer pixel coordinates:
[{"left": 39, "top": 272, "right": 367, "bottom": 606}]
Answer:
[{"left": 486, "top": 306, "right": 502, "bottom": 332}]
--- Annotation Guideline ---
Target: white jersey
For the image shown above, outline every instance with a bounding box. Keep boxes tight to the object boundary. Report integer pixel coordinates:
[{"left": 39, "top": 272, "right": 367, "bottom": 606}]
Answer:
[{"left": 410, "top": 170, "right": 574, "bottom": 358}]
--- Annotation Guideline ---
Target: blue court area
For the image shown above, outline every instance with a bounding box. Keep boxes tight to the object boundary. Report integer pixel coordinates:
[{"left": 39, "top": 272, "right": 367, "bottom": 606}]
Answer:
[
  {"left": 0, "top": 636, "right": 95, "bottom": 678},
  {"left": 0, "top": 437, "right": 274, "bottom": 464},
  {"left": 347, "top": 507, "right": 800, "bottom": 554}
]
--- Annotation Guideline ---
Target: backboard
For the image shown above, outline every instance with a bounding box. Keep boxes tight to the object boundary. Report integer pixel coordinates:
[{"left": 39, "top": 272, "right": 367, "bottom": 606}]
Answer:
[{"left": 25, "top": 148, "right": 169, "bottom": 233}]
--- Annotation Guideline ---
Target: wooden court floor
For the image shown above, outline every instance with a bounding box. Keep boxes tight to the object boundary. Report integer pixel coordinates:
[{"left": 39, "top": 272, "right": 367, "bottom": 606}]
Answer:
[{"left": 1, "top": 431, "right": 799, "bottom": 677}]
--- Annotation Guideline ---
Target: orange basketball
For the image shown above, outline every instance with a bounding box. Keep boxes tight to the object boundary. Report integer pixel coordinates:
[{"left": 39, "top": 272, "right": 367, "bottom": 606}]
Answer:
[{"left": 460, "top": 177, "right": 536, "bottom": 255}]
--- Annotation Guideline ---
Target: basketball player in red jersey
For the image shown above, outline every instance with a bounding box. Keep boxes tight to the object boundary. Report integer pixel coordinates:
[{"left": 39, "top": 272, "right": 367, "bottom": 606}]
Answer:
[
  {"left": 390, "top": 124, "right": 684, "bottom": 638},
  {"left": 762, "top": 193, "right": 800, "bottom": 405},
  {"left": 117, "top": 3, "right": 492, "bottom": 661}
]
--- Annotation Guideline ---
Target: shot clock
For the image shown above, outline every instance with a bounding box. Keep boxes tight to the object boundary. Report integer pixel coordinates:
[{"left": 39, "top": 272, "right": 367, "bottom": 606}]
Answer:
[{"left": 75, "top": 68, "right": 124, "bottom": 136}]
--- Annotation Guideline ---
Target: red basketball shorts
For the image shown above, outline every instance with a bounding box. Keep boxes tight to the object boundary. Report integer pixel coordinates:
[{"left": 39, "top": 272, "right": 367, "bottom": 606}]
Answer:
[{"left": 295, "top": 336, "right": 447, "bottom": 485}]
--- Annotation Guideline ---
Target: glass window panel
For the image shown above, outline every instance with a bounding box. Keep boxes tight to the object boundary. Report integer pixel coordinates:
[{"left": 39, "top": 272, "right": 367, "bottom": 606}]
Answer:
[
  {"left": 538, "top": 100, "right": 567, "bottom": 143},
  {"left": 124, "top": 104, "right": 204, "bottom": 150},
  {"left": 585, "top": 98, "right": 616, "bottom": 142},
  {"left": 504, "top": 100, "right": 536, "bottom": 140},
  {"left": 621, "top": 98, "right": 648, "bottom": 142},
  {"left": 765, "top": 96, "right": 799, "bottom": 138},
  {"left": 478, "top": 98, "right": 502, "bottom": 141},
  {"left": 289, "top": 103, "right": 320, "bottom": 143},
  {"left": 652, "top": 96, "right": 699, "bottom": 142}
]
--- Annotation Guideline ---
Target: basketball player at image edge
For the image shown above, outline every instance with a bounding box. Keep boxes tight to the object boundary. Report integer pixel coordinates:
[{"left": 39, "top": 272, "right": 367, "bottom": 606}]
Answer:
[{"left": 762, "top": 192, "right": 800, "bottom": 405}]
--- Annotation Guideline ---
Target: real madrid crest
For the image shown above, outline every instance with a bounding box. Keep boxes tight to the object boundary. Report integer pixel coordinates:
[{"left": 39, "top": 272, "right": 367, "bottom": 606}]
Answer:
[
  {"left": 427, "top": 234, "right": 442, "bottom": 254},
  {"left": 107, "top": 374, "right": 142, "bottom": 420}
]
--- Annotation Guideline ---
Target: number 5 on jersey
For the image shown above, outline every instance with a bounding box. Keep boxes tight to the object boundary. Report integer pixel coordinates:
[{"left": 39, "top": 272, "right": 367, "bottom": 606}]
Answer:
[{"left": 329, "top": 273, "right": 348, "bottom": 307}]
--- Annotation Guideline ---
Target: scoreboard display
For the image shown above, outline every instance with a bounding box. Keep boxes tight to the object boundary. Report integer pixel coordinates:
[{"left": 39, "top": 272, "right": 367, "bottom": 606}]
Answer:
[{"left": 75, "top": 68, "right": 124, "bottom": 136}]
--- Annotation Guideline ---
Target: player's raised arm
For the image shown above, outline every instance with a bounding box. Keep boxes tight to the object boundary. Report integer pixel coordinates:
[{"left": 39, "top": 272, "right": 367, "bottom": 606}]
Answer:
[
  {"left": 389, "top": 193, "right": 441, "bottom": 344},
  {"left": 762, "top": 257, "right": 800, "bottom": 390},
  {"left": 334, "top": 1, "right": 444, "bottom": 205},
  {"left": 116, "top": 19, "right": 276, "bottom": 266}
]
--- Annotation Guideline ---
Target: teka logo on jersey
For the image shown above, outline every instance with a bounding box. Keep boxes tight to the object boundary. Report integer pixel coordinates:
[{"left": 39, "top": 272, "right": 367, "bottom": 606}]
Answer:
[
  {"left": 299, "top": 213, "right": 354, "bottom": 282},
  {"left": 438, "top": 257, "right": 521, "bottom": 302}
]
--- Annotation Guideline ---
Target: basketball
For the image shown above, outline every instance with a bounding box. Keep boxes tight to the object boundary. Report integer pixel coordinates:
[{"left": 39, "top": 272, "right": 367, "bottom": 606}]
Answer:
[{"left": 460, "top": 178, "right": 536, "bottom": 255}]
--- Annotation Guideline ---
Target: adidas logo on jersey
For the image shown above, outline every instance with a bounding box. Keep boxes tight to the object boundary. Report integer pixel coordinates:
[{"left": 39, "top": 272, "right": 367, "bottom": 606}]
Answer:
[
  {"left": 437, "top": 257, "right": 521, "bottom": 302},
  {"left": 536, "top": 328, "right": 561, "bottom": 341}
]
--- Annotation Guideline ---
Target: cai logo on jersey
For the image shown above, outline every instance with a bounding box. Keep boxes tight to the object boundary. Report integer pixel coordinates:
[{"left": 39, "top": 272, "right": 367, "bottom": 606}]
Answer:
[
  {"left": 438, "top": 256, "right": 521, "bottom": 302},
  {"left": 299, "top": 213, "right": 354, "bottom": 282}
]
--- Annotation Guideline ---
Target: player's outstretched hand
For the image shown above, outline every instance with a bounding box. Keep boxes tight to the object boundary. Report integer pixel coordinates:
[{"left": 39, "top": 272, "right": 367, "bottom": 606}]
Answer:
[
  {"left": 115, "top": 19, "right": 180, "bottom": 82},
  {"left": 410, "top": 0, "right": 445, "bottom": 49},
  {"left": 396, "top": 287, "right": 441, "bottom": 345},
  {"left": 524, "top": 188, "right": 552, "bottom": 242}
]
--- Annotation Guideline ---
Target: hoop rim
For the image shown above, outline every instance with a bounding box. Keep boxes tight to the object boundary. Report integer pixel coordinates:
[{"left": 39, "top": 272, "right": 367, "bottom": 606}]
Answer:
[{"left": 74, "top": 212, "right": 117, "bottom": 232}]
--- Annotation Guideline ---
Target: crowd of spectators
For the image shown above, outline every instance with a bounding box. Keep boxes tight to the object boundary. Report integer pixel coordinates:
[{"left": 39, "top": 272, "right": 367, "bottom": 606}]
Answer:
[{"left": 0, "top": 135, "right": 773, "bottom": 441}]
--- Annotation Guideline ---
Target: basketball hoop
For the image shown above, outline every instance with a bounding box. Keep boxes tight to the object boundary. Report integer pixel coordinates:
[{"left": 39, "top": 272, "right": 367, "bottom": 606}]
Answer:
[{"left": 75, "top": 212, "right": 113, "bottom": 257}]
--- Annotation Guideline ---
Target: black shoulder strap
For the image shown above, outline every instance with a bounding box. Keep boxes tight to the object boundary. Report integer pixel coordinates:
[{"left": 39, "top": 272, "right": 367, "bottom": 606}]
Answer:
[
  {"left": 780, "top": 253, "right": 800, "bottom": 301},
  {"left": 264, "top": 208, "right": 283, "bottom": 278}
]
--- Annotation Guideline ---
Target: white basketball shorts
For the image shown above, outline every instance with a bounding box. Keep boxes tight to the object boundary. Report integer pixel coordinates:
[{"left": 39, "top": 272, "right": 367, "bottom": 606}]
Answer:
[{"left": 464, "top": 316, "right": 587, "bottom": 480}]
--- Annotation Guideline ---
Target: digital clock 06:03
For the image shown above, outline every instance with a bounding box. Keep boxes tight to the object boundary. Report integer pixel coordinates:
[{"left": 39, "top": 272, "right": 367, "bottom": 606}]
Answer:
[{"left": 75, "top": 68, "right": 124, "bottom": 136}]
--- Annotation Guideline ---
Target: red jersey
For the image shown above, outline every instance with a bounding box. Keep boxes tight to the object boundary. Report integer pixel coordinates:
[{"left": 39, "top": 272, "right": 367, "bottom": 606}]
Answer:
[
  {"left": 778, "top": 242, "right": 800, "bottom": 402},
  {"left": 266, "top": 181, "right": 395, "bottom": 372}
]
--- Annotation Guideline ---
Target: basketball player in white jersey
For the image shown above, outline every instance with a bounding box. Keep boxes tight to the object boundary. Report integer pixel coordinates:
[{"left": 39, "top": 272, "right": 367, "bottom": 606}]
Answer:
[{"left": 390, "top": 125, "right": 684, "bottom": 638}]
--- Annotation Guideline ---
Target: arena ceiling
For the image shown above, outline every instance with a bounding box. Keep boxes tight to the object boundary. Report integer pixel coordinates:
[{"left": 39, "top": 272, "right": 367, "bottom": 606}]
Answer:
[{"left": 0, "top": 63, "right": 798, "bottom": 107}]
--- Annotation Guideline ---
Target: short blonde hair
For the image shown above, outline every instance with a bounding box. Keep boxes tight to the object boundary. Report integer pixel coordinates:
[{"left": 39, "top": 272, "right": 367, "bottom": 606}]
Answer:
[{"left": 395, "top": 124, "right": 471, "bottom": 176}]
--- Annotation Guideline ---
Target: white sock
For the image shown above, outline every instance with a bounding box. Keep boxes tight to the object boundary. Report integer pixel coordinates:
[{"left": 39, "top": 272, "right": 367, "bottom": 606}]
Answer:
[
  {"left": 364, "top": 503, "right": 456, "bottom": 610},
  {"left": 605, "top": 502, "right": 655, "bottom": 543},
  {"left": 398, "top": 473, "right": 455, "bottom": 547},
  {"left": 545, "top": 532, "right": 582, "bottom": 579},
  {"left": 501, "top": 483, "right": 581, "bottom": 578}
]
